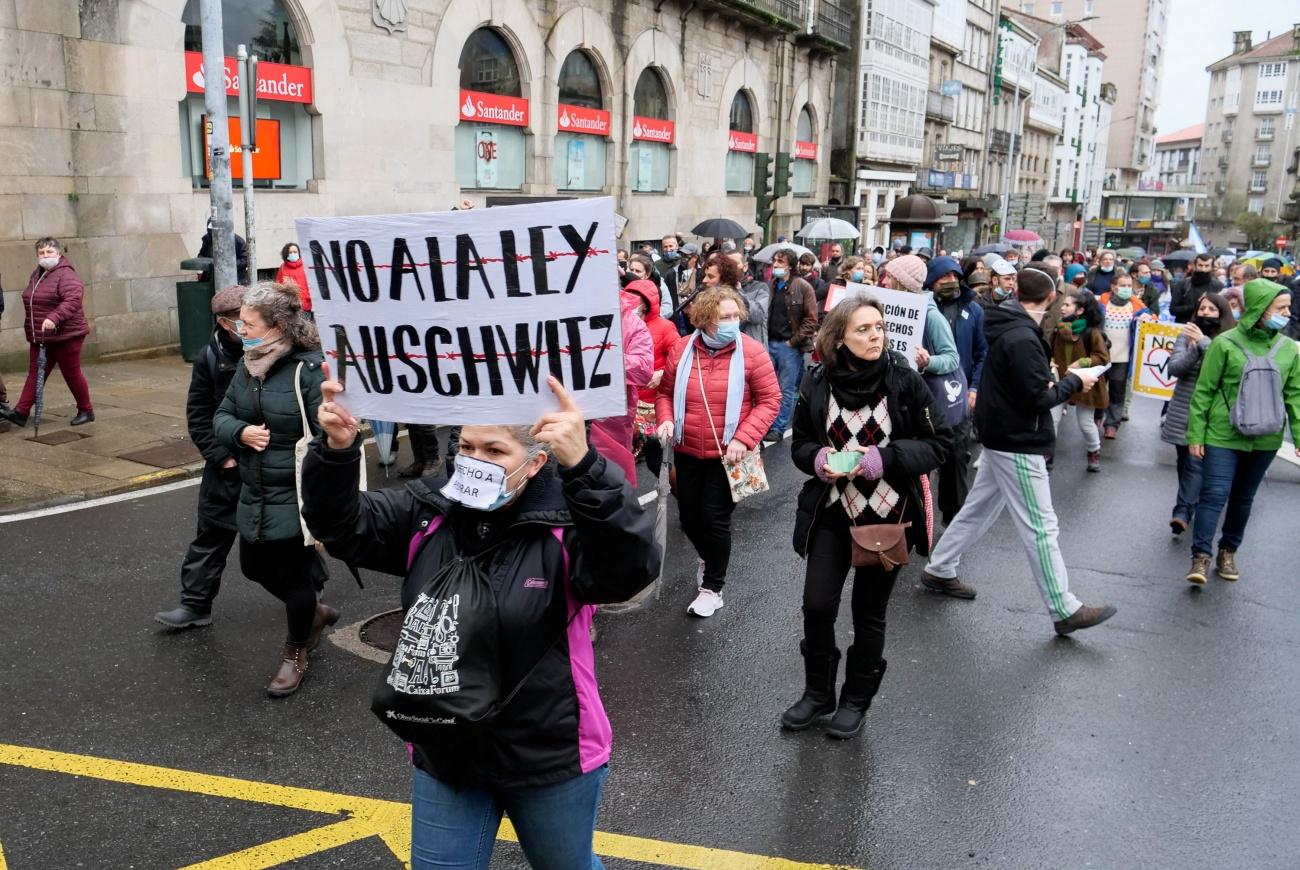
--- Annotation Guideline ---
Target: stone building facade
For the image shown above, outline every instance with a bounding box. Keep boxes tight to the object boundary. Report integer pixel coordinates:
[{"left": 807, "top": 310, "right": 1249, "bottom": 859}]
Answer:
[{"left": 0, "top": 0, "right": 845, "bottom": 367}]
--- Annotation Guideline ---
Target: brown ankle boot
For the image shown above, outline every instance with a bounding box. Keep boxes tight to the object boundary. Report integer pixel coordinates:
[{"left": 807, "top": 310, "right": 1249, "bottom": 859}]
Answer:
[
  {"left": 267, "top": 643, "right": 309, "bottom": 698},
  {"left": 307, "top": 603, "right": 341, "bottom": 651}
]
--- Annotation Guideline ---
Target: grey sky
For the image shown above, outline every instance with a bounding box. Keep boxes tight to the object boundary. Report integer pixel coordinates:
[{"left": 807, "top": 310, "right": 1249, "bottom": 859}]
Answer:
[{"left": 1154, "top": 0, "right": 1298, "bottom": 135}]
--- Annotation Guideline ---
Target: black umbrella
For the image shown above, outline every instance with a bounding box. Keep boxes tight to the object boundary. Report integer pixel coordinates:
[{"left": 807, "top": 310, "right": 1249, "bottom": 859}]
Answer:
[
  {"left": 31, "top": 344, "right": 47, "bottom": 435},
  {"left": 1163, "top": 250, "right": 1197, "bottom": 264},
  {"left": 971, "top": 242, "right": 1012, "bottom": 255},
  {"left": 691, "top": 218, "right": 748, "bottom": 239}
]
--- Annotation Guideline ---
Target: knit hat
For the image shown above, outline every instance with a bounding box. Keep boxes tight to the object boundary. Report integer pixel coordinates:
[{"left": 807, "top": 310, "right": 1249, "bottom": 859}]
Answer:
[
  {"left": 885, "top": 254, "right": 927, "bottom": 292},
  {"left": 210, "top": 284, "right": 247, "bottom": 315},
  {"left": 1262, "top": 257, "right": 1283, "bottom": 270},
  {"left": 924, "top": 256, "right": 962, "bottom": 288},
  {"left": 1065, "top": 263, "right": 1087, "bottom": 284},
  {"left": 982, "top": 251, "right": 1005, "bottom": 268}
]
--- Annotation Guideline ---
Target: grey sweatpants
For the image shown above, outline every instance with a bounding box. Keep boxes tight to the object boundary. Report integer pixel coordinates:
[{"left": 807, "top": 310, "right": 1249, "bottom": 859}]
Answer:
[{"left": 925, "top": 448, "right": 1082, "bottom": 621}]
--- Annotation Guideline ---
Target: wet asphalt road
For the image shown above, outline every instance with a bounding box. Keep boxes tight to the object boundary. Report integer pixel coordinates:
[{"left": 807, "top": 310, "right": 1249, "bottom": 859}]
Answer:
[{"left": 2, "top": 405, "right": 1299, "bottom": 869}]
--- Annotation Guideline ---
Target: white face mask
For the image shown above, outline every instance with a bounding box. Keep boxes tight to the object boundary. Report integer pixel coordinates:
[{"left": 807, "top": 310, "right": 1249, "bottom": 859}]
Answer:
[
  {"left": 38, "top": 256, "right": 59, "bottom": 270},
  {"left": 440, "top": 452, "right": 536, "bottom": 511}
]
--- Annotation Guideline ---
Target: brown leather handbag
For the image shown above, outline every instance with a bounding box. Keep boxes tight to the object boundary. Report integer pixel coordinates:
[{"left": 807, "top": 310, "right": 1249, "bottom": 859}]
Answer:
[{"left": 847, "top": 494, "right": 912, "bottom": 570}]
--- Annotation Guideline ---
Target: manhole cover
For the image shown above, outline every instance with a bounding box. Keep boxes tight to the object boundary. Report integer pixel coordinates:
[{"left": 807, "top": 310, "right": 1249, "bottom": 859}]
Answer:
[
  {"left": 359, "top": 609, "right": 404, "bottom": 654},
  {"left": 28, "top": 430, "right": 87, "bottom": 446},
  {"left": 118, "top": 440, "right": 201, "bottom": 468}
]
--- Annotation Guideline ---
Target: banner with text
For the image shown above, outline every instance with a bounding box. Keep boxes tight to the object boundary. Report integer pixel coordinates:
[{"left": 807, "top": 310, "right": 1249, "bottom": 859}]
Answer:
[
  {"left": 1131, "top": 320, "right": 1183, "bottom": 399},
  {"left": 296, "top": 197, "right": 625, "bottom": 425},
  {"left": 824, "top": 283, "right": 928, "bottom": 370}
]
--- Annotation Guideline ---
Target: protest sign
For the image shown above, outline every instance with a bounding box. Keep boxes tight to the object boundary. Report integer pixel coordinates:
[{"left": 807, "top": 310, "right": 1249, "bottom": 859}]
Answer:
[
  {"left": 824, "top": 282, "right": 928, "bottom": 369},
  {"left": 1130, "top": 320, "right": 1183, "bottom": 400},
  {"left": 295, "top": 197, "right": 625, "bottom": 426}
]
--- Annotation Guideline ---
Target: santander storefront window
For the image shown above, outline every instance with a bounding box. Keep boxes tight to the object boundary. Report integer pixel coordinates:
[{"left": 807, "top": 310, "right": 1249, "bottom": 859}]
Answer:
[
  {"left": 555, "top": 51, "right": 608, "bottom": 192},
  {"left": 725, "top": 91, "right": 757, "bottom": 194},
  {"left": 456, "top": 28, "right": 528, "bottom": 190},
  {"left": 179, "top": 0, "right": 315, "bottom": 190},
  {"left": 630, "top": 68, "right": 673, "bottom": 193}
]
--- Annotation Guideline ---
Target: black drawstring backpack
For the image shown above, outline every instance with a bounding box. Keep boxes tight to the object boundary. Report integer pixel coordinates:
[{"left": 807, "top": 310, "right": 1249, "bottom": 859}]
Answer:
[{"left": 371, "top": 518, "right": 574, "bottom": 744}]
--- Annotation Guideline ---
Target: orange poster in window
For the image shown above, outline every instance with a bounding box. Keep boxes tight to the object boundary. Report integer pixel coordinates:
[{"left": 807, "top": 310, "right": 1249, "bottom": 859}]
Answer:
[{"left": 203, "top": 117, "right": 282, "bottom": 181}]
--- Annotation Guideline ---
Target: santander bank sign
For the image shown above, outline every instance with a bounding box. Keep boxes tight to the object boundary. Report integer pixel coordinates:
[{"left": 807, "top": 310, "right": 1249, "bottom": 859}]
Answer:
[
  {"left": 632, "top": 115, "right": 675, "bottom": 144},
  {"left": 460, "top": 89, "right": 530, "bottom": 127},
  {"left": 184, "top": 52, "right": 312, "bottom": 104},
  {"left": 557, "top": 103, "right": 610, "bottom": 137}
]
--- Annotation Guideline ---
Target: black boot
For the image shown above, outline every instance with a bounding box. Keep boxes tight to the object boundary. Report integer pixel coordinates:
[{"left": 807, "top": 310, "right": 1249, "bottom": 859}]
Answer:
[
  {"left": 826, "top": 649, "right": 887, "bottom": 740},
  {"left": 397, "top": 423, "right": 429, "bottom": 478},
  {"left": 780, "top": 642, "right": 840, "bottom": 731}
]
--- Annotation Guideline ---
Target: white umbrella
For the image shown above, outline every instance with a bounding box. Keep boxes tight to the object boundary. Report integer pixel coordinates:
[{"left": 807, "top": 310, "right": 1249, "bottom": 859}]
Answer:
[
  {"left": 752, "top": 242, "right": 814, "bottom": 262},
  {"left": 798, "top": 217, "right": 861, "bottom": 240}
]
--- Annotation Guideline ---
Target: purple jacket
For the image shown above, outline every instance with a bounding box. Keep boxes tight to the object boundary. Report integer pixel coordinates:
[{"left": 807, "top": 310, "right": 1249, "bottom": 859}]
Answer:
[{"left": 22, "top": 257, "right": 89, "bottom": 344}]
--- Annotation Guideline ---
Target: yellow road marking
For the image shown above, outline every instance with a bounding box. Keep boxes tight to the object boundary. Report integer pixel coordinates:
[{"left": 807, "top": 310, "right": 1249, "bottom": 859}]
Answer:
[{"left": 0, "top": 743, "right": 853, "bottom": 869}]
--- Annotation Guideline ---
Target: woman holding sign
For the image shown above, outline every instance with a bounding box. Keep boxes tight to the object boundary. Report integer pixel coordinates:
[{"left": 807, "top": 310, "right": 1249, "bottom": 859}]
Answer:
[
  {"left": 1183, "top": 279, "right": 1300, "bottom": 585},
  {"left": 300, "top": 372, "right": 659, "bottom": 869},
  {"left": 782, "top": 296, "right": 951, "bottom": 739},
  {"left": 656, "top": 288, "right": 781, "bottom": 618}
]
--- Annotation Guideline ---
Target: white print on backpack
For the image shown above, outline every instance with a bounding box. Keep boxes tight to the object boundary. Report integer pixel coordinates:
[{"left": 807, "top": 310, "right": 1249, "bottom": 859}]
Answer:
[{"left": 387, "top": 592, "right": 463, "bottom": 696}]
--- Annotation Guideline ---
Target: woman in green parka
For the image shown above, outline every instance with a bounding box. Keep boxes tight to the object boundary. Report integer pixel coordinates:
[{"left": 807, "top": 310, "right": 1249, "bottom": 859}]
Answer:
[
  {"left": 213, "top": 282, "right": 333, "bottom": 697},
  {"left": 1184, "top": 278, "right": 1300, "bottom": 585}
]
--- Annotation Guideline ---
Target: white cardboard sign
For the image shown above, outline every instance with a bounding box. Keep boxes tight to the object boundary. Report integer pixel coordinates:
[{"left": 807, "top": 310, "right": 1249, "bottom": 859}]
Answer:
[
  {"left": 295, "top": 197, "right": 625, "bottom": 425},
  {"left": 827, "top": 282, "right": 929, "bottom": 370}
]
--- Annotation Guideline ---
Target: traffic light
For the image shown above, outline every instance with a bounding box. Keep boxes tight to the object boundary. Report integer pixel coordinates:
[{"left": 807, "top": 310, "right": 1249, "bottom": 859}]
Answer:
[
  {"left": 753, "top": 151, "right": 773, "bottom": 200},
  {"left": 774, "top": 152, "right": 793, "bottom": 199}
]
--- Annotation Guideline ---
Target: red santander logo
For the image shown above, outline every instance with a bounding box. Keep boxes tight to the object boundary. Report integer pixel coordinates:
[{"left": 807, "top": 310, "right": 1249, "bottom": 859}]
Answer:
[
  {"left": 184, "top": 51, "right": 312, "bottom": 104},
  {"left": 794, "top": 140, "right": 818, "bottom": 160},
  {"left": 459, "top": 89, "right": 530, "bottom": 127},
  {"left": 728, "top": 130, "right": 757, "bottom": 153},
  {"left": 557, "top": 103, "right": 610, "bottom": 137},
  {"left": 632, "top": 115, "right": 675, "bottom": 144}
]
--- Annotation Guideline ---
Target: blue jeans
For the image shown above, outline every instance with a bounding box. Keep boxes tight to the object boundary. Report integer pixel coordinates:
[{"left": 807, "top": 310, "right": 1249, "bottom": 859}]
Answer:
[
  {"left": 1172, "top": 445, "right": 1203, "bottom": 525},
  {"left": 411, "top": 765, "right": 608, "bottom": 869},
  {"left": 768, "top": 340, "right": 804, "bottom": 434},
  {"left": 1190, "top": 446, "right": 1275, "bottom": 557}
]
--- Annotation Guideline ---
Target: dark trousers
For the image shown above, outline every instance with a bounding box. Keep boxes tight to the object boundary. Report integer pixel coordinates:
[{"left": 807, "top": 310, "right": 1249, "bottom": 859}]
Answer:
[
  {"left": 239, "top": 537, "right": 327, "bottom": 645},
  {"left": 937, "top": 419, "right": 973, "bottom": 525},
  {"left": 179, "top": 521, "right": 237, "bottom": 613},
  {"left": 1096, "top": 362, "right": 1128, "bottom": 430},
  {"left": 1172, "top": 444, "right": 1204, "bottom": 525},
  {"left": 1191, "top": 446, "right": 1275, "bottom": 557},
  {"left": 641, "top": 438, "right": 664, "bottom": 478},
  {"left": 803, "top": 523, "right": 899, "bottom": 661},
  {"left": 16, "top": 337, "right": 92, "bottom": 414},
  {"left": 673, "top": 451, "right": 737, "bottom": 592}
]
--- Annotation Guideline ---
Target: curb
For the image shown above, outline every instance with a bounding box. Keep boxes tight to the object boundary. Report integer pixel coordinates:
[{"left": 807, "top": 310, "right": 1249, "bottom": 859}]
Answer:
[{"left": 0, "top": 461, "right": 206, "bottom": 517}]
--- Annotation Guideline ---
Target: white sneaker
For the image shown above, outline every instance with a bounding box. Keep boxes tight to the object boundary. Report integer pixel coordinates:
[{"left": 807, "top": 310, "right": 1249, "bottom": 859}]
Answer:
[
  {"left": 696, "top": 558, "right": 706, "bottom": 589},
  {"left": 687, "top": 589, "right": 724, "bottom": 618}
]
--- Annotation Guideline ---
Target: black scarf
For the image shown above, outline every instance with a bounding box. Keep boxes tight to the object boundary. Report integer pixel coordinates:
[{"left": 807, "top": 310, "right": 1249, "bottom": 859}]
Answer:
[{"left": 828, "top": 346, "right": 887, "bottom": 410}]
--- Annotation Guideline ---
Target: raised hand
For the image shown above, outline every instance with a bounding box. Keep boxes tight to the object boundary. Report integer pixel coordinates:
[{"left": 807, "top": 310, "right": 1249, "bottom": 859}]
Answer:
[
  {"left": 531, "top": 376, "right": 588, "bottom": 468},
  {"left": 317, "top": 361, "right": 360, "bottom": 449}
]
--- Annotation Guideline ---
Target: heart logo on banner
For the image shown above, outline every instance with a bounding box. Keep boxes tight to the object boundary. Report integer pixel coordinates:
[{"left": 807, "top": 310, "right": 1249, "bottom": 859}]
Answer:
[
  {"left": 192, "top": 69, "right": 206, "bottom": 89},
  {"left": 559, "top": 110, "right": 571, "bottom": 129},
  {"left": 633, "top": 121, "right": 644, "bottom": 138},
  {"left": 462, "top": 94, "right": 476, "bottom": 117},
  {"left": 1144, "top": 344, "right": 1176, "bottom": 388}
]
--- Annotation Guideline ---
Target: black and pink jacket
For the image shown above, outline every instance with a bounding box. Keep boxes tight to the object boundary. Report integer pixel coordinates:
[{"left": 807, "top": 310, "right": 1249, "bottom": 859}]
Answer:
[{"left": 300, "top": 441, "right": 660, "bottom": 789}]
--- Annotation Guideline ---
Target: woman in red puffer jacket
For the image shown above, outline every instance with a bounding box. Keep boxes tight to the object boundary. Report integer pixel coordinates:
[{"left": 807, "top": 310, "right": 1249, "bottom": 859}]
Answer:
[
  {"left": 626, "top": 278, "right": 681, "bottom": 476},
  {"left": 274, "top": 242, "right": 311, "bottom": 315},
  {"left": 655, "top": 287, "right": 780, "bottom": 618}
]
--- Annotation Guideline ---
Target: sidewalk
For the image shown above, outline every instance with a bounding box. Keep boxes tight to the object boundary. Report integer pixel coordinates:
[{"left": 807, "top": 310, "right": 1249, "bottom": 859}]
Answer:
[{"left": 0, "top": 356, "right": 201, "bottom": 513}]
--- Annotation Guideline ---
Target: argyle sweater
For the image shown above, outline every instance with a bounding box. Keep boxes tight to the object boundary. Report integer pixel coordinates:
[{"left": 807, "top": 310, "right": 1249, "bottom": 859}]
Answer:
[{"left": 825, "top": 392, "right": 902, "bottom": 523}]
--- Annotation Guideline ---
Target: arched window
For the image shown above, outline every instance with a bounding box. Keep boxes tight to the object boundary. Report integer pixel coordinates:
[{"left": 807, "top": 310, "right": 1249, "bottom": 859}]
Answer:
[
  {"left": 725, "top": 91, "right": 757, "bottom": 194},
  {"left": 179, "top": 0, "right": 314, "bottom": 190},
  {"left": 629, "top": 68, "right": 674, "bottom": 193},
  {"left": 555, "top": 50, "right": 608, "bottom": 192},
  {"left": 793, "top": 105, "right": 817, "bottom": 196},
  {"left": 455, "top": 27, "right": 528, "bottom": 190}
]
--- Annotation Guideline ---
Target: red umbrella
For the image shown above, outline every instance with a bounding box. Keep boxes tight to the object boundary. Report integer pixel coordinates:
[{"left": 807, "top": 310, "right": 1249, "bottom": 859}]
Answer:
[{"left": 1001, "top": 229, "right": 1044, "bottom": 246}]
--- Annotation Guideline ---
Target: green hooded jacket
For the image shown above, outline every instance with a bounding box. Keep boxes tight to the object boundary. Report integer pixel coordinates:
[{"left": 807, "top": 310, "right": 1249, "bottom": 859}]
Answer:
[{"left": 1185, "top": 279, "right": 1300, "bottom": 451}]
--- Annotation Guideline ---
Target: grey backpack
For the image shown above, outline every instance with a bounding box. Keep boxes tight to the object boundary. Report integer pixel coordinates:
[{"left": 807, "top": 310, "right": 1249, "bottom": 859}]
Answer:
[{"left": 1222, "top": 332, "right": 1287, "bottom": 437}]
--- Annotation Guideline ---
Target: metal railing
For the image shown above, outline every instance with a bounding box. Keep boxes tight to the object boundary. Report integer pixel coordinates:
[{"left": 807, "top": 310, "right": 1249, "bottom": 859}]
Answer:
[
  {"left": 811, "top": 0, "right": 853, "bottom": 48},
  {"left": 1253, "top": 155, "right": 1271, "bottom": 167},
  {"left": 926, "top": 90, "right": 956, "bottom": 123},
  {"left": 715, "top": 0, "right": 805, "bottom": 27},
  {"left": 1222, "top": 129, "right": 1234, "bottom": 143},
  {"left": 1257, "top": 128, "right": 1274, "bottom": 141},
  {"left": 1249, "top": 181, "right": 1268, "bottom": 192}
]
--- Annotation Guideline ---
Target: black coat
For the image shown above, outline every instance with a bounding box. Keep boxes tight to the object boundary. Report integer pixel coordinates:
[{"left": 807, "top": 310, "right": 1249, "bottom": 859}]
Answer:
[
  {"left": 212, "top": 347, "right": 324, "bottom": 542},
  {"left": 188, "top": 329, "right": 244, "bottom": 529},
  {"left": 197, "top": 230, "right": 249, "bottom": 285},
  {"left": 300, "top": 443, "right": 660, "bottom": 789},
  {"left": 790, "top": 353, "right": 953, "bottom": 559},
  {"left": 974, "top": 301, "right": 1081, "bottom": 456},
  {"left": 1170, "top": 274, "right": 1224, "bottom": 323}
]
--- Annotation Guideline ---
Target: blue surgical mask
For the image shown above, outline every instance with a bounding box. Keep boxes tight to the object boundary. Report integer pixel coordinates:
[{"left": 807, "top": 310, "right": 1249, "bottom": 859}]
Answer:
[
  {"left": 1265, "top": 313, "right": 1289, "bottom": 332},
  {"left": 871, "top": 253, "right": 884, "bottom": 266},
  {"left": 992, "top": 287, "right": 1013, "bottom": 301},
  {"left": 772, "top": 267, "right": 787, "bottom": 280},
  {"left": 241, "top": 335, "right": 266, "bottom": 349},
  {"left": 851, "top": 270, "right": 866, "bottom": 283},
  {"left": 704, "top": 320, "right": 740, "bottom": 348},
  {"left": 663, "top": 250, "right": 679, "bottom": 261},
  {"left": 1114, "top": 287, "right": 1133, "bottom": 302},
  {"left": 1138, "top": 274, "right": 1151, "bottom": 284},
  {"left": 287, "top": 252, "right": 300, "bottom": 263},
  {"left": 1231, "top": 307, "right": 1242, "bottom": 320}
]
